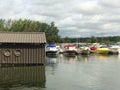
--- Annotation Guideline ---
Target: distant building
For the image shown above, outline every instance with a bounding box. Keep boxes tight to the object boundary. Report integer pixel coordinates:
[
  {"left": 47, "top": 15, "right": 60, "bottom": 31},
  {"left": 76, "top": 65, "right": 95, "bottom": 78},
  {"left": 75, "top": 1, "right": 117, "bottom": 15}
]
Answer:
[{"left": 0, "top": 32, "right": 46, "bottom": 65}]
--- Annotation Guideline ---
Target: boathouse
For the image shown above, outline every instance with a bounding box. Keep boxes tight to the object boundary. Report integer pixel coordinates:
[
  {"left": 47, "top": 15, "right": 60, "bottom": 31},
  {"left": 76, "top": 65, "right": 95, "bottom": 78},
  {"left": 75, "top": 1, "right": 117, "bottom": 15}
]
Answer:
[{"left": 0, "top": 32, "right": 46, "bottom": 65}]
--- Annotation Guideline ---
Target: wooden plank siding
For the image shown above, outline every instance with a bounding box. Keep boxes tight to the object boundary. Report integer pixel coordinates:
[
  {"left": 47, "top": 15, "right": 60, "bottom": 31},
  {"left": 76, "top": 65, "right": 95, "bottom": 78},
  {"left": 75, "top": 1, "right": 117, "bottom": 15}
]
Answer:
[
  {"left": 0, "top": 44, "right": 45, "bottom": 65},
  {"left": 0, "top": 66, "right": 46, "bottom": 87},
  {"left": 0, "top": 32, "right": 46, "bottom": 44}
]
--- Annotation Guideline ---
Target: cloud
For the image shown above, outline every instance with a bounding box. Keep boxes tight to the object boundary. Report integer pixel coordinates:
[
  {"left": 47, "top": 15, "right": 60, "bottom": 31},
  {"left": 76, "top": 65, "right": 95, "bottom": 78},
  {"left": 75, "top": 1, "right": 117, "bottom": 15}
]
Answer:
[
  {"left": 74, "top": 1, "right": 103, "bottom": 15},
  {"left": 0, "top": 0, "right": 120, "bottom": 37},
  {"left": 100, "top": 0, "right": 120, "bottom": 8}
]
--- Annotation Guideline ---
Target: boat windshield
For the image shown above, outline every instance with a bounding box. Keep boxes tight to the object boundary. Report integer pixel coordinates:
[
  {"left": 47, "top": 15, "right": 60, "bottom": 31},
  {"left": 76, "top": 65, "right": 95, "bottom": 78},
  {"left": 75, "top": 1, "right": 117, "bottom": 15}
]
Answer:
[
  {"left": 46, "top": 45, "right": 56, "bottom": 48},
  {"left": 100, "top": 46, "right": 109, "bottom": 48}
]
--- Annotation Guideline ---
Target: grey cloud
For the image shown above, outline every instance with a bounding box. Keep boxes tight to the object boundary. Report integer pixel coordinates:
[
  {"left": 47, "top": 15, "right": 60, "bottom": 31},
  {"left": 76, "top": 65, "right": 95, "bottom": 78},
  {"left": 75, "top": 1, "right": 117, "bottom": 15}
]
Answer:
[
  {"left": 99, "top": 0, "right": 120, "bottom": 8},
  {"left": 73, "top": 1, "right": 104, "bottom": 15},
  {"left": 0, "top": 0, "right": 120, "bottom": 37}
]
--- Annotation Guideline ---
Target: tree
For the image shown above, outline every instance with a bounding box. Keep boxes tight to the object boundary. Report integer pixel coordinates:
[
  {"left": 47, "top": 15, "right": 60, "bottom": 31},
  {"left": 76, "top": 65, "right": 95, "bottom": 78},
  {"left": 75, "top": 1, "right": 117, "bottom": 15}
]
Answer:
[
  {"left": 63, "top": 37, "right": 71, "bottom": 43},
  {"left": 0, "top": 19, "right": 5, "bottom": 31},
  {"left": 0, "top": 19, "right": 60, "bottom": 43},
  {"left": 90, "top": 36, "right": 97, "bottom": 43},
  {"left": 46, "top": 22, "right": 60, "bottom": 43}
]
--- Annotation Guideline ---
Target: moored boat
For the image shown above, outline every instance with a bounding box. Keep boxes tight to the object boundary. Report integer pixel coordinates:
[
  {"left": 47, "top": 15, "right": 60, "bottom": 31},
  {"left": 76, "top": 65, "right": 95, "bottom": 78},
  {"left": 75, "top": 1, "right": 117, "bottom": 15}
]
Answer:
[
  {"left": 96, "top": 45, "right": 110, "bottom": 54},
  {"left": 46, "top": 44, "right": 59, "bottom": 56},
  {"left": 62, "top": 44, "right": 78, "bottom": 56},
  {"left": 109, "top": 45, "right": 120, "bottom": 54}
]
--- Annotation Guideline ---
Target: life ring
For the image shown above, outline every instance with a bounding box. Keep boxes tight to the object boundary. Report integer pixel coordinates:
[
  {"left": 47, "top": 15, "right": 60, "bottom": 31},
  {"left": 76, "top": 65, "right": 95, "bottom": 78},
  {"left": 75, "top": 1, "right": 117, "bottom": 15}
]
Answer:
[
  {"left": 4, "top": 49, "right": 11, "bottom": 57},
  {"left": 14, "top": 49, "right": 21, "bottom": 56}
]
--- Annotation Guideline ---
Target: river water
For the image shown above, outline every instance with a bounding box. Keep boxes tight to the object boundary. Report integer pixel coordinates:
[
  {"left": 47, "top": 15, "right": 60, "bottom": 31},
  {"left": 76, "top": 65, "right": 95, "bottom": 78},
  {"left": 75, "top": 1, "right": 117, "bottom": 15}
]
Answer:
[{"left": 0, "top": 54, "right": 120, "bottom": 90}]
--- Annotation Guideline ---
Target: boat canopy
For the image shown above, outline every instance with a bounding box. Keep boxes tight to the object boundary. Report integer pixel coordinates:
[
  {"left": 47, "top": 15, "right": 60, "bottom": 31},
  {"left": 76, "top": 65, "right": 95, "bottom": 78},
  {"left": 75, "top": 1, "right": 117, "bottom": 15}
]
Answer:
[
  {"left": 46, "top": 44, "right": 56, "bottom": 48},
  {"left": 64, "top": 44, "right": 75, "bottom": 48}
]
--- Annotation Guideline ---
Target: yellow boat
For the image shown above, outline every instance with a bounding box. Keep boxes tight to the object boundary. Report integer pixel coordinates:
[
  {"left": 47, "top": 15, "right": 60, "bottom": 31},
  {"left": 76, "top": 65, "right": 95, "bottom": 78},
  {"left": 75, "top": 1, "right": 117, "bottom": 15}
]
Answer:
[{"left": 96, "top": 46, "right": 110, "bottom": 54}]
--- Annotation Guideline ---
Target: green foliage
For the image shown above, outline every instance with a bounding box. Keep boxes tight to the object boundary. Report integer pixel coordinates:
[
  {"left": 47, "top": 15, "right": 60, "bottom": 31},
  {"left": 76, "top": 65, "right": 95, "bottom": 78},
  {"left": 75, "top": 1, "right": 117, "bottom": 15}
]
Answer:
[
  {"left": 0, "top": 19, "right": 60, "bottom": 43},
  {"left": 90, "top": 36, "right": 97, "bottom": 43},
  {"left": 45, "top": 22, "right": 60, "bottom": 43},
  {"left": 61, "top": 36, "right": 120, "bottom": 44},
  {"left": 0, "top": 19, "right": 5, "bottom": 31},
  {"left": 62, "top": 37, "right": 71, "bottom": 43}
]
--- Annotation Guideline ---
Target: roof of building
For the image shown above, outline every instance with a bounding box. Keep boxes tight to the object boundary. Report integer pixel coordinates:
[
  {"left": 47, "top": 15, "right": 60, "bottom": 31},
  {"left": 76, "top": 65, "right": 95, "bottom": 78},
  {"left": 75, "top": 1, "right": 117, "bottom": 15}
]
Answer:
[{"left": 0, "top": 32, "right": 46, "bottom": 44}]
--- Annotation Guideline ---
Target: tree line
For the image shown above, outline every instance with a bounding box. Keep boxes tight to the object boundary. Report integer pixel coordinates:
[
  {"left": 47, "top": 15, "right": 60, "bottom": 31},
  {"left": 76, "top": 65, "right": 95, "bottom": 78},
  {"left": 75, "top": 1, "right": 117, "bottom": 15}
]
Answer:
[
  {"left": 0, "top": 19, "right": 60, "bottom": 43},
  {"left": 62, "top": 36, "right": 120, "bottom": 44},
  {"left": 0, "top": 19, "right": 120, "bottom": 44}
]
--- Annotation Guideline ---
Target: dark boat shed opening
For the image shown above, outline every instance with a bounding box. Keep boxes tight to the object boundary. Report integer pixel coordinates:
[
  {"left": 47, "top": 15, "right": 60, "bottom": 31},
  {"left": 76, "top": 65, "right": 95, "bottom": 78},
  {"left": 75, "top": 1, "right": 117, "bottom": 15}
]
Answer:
[{"left": 0, "top": 32, "right": 46, "bottom": 65}]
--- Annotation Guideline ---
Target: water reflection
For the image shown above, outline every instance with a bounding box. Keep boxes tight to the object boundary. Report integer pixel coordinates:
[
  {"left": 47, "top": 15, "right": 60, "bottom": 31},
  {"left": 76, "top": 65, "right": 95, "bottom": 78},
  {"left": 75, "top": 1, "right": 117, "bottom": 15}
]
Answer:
[
  {"left": 45, "top": 54, "right": 120, "bottom": 90},
  {"left": 46, "top": 54, "right": 120, "bottom": 64},
  {"left": 46, "top": 55, "right": 58, "bottom": 65},
  {"left": 118, "top": 54, "right": 120, "bottom": 60},
  {"left": 62, "top": 55, "right": 77, "bottom": 64},
  {"left": 96, "top": 54, "right": 109, "bottom": 62},
  {"left": 77, "top": 55, "right": 90, "bottom": 62},
  {"left": 0, "top": 65, "right": 46, "bottom": 89}
]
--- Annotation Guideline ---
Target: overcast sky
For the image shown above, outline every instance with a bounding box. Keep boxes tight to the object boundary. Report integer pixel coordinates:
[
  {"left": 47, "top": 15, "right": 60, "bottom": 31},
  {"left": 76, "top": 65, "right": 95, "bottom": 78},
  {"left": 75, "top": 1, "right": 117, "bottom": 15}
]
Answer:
[{"left": 0, "top": 0, "right": 120, "bottom": 37}]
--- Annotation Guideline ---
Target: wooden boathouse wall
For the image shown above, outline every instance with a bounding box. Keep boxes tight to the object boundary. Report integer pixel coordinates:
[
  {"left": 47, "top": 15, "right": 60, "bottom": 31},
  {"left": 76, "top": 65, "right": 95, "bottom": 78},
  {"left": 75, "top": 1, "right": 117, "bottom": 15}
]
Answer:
[
  {"left": 0, "top": 66, "right": 45, "bottom": 88},
  {"left": 0, "top": 32, "right": 46, "bottom": 65}
]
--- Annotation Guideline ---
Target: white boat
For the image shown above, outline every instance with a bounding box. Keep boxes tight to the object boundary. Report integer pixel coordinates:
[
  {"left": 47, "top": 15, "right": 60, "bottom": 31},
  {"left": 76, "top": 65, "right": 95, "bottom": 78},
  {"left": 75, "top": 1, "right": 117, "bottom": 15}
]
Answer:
[
  {"left": 46, "top": 44, "right": 59, "bottom": 56},
  {"left": 62, "top": 44, "right": 78, "bottom": 56},
  {"left": 109, "top": 45, "right": 120, "bottom": 54},
  {"left": 80, "top": 46, "right": 90, "bottom": 55}
]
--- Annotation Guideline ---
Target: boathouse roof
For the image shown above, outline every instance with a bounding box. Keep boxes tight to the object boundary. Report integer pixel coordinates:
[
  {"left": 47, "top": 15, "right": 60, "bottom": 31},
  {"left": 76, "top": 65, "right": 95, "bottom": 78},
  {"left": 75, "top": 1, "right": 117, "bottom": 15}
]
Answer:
[{"left": 0, "top": 32, "right": 46, "bottom": 44}]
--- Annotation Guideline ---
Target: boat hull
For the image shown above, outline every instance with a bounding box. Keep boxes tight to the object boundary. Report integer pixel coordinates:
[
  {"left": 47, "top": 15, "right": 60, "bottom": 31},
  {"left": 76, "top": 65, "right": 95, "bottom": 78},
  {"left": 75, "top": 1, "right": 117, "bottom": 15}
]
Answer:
[
  {"left": 97, "top": 48, "right": 109, "bottom": 54},
  {"left": 63, "top": 50, "right": 78, "bottom": 56},
  {"left": 46, "top": 51, "right": 58, "bottom": 56}
]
